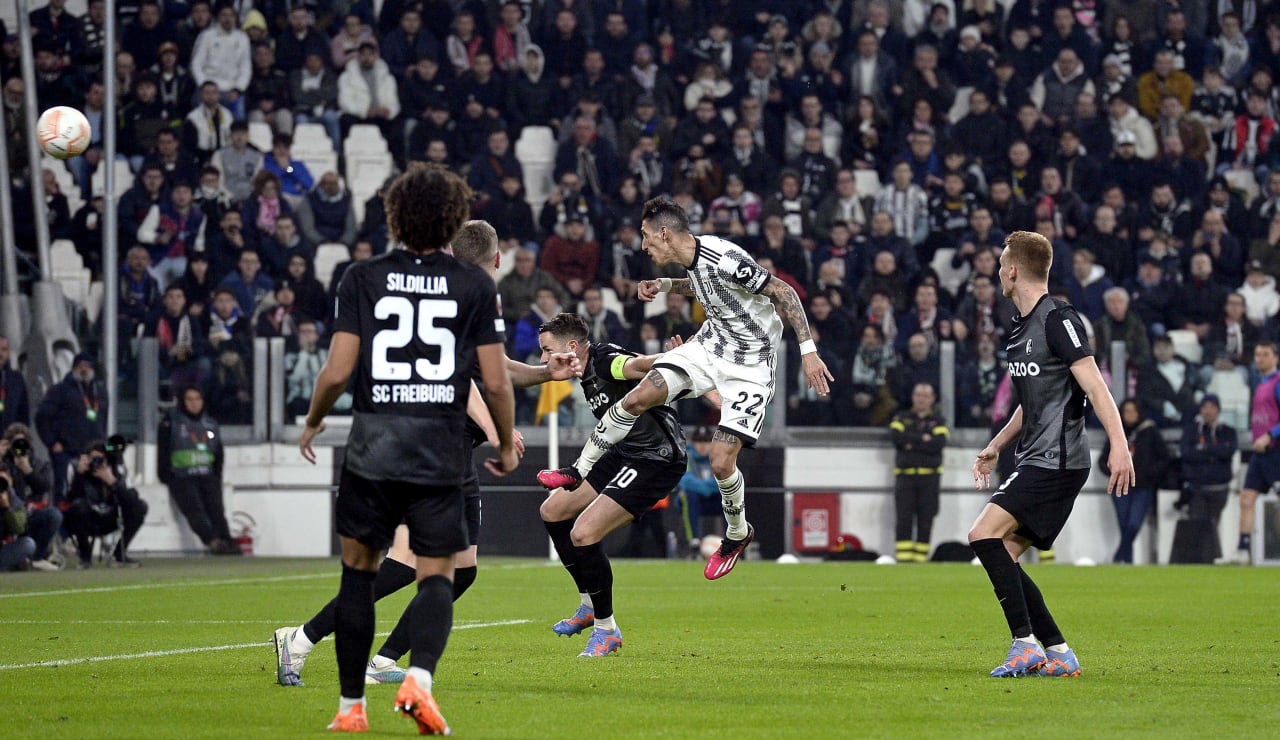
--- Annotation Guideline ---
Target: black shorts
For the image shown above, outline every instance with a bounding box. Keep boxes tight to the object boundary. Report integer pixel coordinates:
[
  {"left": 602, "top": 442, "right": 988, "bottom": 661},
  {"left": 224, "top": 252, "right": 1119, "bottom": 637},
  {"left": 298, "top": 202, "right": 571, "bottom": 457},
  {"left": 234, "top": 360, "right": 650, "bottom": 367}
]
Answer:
[
  {"left": 335, "top": 466, "right": 468, "bottom": 557},
  {"left": 988, "top": 465, "right": 1090, "bottom": 550},
  {"left": 585, "top": 449, "right": 686, "bottom": 520}
]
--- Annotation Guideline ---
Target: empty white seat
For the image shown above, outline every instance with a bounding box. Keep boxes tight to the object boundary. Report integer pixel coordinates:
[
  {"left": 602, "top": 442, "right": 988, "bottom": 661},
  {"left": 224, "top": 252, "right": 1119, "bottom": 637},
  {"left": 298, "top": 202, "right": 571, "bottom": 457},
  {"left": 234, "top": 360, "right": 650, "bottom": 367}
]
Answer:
[
  {"left": 1207, "top": 369, "right": 1251, "bottom": 430},
  {"left": 91, "top": 159, "right": 135, "bottom": 201},
  {"left": 297, "top": 151, "right": 339, "bottom": 182},
  {"left": 248, "top": 121, "right": 274, "bottom": 152},
  {"left": 949, "top": 86, "right": 974, "bottom": 125},
  {"left": 293, "top": 122, "right": 333, "bottom": 152},
  {"left": 313, "top": 243, "right": 350, "bottom": 287},
  {"left": 1166, "top": 329, "right": 1203, "bottom": 364},
  {"left": 516, "top": 126, "right": 555, "bottom": 158},
  {"left": 345, "top": 152, "right": 393, "bottom": 187},
  {"left": 854, "top": 169, "right": 882, "bottom": 200},
  {"left": 50, "top": 239, "right": 85, "bottom": 279},
  {"left": 929, "top": 247, "right": 969, "bottom": 297},
  {"left": 85, "top": 281, "right": 105, "bottom": 325},
  {"left": 344, "top": 124, "right": 389, "bottom": 156}
]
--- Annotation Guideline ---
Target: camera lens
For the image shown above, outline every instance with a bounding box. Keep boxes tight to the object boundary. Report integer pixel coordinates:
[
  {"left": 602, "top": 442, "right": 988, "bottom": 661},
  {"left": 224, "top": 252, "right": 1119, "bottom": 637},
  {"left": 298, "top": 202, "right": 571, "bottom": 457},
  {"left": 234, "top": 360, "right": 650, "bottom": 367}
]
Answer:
[{"left": 90, "top": 457, "right": 104, "bottom": 468}]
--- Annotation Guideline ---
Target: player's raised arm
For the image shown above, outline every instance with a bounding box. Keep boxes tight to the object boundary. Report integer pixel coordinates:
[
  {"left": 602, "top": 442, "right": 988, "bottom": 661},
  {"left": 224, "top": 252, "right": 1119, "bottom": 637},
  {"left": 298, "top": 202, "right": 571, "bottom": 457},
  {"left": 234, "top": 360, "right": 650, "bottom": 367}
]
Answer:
[
  {"left": 636, "top": 277, "right": 695, "bottom": 301},
  {"left": 973, "top": 406, "right": 1023, "bottom": 490},
  {"left": 477, "top": 343, "right": 518, "bottom": 476},
  {"left": 299, "top": 331, "right": 359, "bottom": 464},
  {"left": 506, "top": 353, "right": 581, "bottom": 387},
  {"left": 1069, "top": 356, "right": 1135, "bottom": 496},
  {"left": 762, "top": 276, "right": 834, "bottom": 396}
]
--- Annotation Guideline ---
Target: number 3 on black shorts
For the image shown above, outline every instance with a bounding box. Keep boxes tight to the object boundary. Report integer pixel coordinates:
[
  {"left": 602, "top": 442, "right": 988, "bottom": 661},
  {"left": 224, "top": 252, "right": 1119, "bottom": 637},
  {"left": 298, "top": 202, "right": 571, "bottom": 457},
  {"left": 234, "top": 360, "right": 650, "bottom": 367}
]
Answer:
[{"left": 997, "top": 471, "right": 1019, "bottom": 492}]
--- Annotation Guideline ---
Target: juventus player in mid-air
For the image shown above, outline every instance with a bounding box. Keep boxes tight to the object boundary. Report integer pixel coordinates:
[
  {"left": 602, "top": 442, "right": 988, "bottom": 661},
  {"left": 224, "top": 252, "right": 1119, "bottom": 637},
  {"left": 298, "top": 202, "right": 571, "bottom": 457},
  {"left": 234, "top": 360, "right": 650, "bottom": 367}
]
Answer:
[
  {"left": 274, "top": 221, "right": 579, "bottom": 688},
  {"left": 532, "top": 313, "right": 688, "bottom": 657},
  {"left": 971, "top": 231, "right": 1134, "bottom": 679},
  {"left": 299, "top": 167, "right": 517, "bottom": 734},
  {"left": 539, "top": 197, "right": 833, "bottom": 580}
]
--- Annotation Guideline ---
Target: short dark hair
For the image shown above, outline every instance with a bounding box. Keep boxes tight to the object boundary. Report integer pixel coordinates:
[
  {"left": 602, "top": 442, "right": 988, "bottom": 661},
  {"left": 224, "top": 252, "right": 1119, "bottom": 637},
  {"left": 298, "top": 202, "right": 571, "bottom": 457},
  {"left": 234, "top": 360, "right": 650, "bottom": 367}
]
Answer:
[
  {"left": 539, "top": 312, "right": 589, "bottom": 342},
  {"left": 451, "top": 220, "right": 498, "bottom": 266},
  {"left": 385, "top": 164, "right": 471, "bottom": 253},
  {"left": 642, "top": 197, "right": 690, "bottom": 234},
  {"left": 272, "top": 132, "right": 293, "bottom": 148}
]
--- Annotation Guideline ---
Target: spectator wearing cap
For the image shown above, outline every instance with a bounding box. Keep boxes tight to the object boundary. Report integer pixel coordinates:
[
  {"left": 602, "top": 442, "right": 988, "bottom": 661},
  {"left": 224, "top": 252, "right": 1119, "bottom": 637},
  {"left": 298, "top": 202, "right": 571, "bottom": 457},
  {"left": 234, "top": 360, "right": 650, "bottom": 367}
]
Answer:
[
  {"left": 1177, "top": 394, "right": 1236, "bottom": 555},
  {"left": 152, "top": 40, "right": 195, "bottom": 122},
  {"left": 952, "top": 24, "right": 995, "bottom": 89},
  {"left": 1239, "top": 259, "right": 1280, "bottom": 326},
  {"left": 275, "top": 6, "right": 329, "bottom": 74},
  {"left": 338, "top": 41, "right": 403, "bottom": 160},
  {"left": 185, "top": 81, "right": 235, "bottom": 167},
  {"left": 1109, "top": 95, "right": 1157, "bottom": 160},
  {"left": 288, "top": 52, "right": 341, "bottom": 153},
  {"left": 1103, "top": 129, "right": 1155, "bottom": 202},
  {"left": 138, "top": 180, "right": 206, "bottom": 287},
  {"left": 255, "top": 279, "right": 307, "bottom": 341},
  {"left": 190, "top": 4, "right": 251, "bottom": 119},
  {"left": 35, "top": 352, "right": 107, "bottom": 498},
  {"left": 381, "top": 8, "right": 441, "bottom": 80},
  {"left": 295, "top": 171, "right": 357, "bottom": 246}
]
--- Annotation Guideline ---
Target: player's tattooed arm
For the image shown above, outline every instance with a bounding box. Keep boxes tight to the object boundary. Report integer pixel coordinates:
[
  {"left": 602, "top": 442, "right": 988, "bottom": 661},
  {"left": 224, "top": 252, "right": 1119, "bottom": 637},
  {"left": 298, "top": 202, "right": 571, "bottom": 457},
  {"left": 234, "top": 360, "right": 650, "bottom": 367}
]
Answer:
[
  {"left": 762, "top": 276, "right": 813, "bottom": 344},
  {"left": 667, "top": 278, "right": 695, "bottom": 296}
]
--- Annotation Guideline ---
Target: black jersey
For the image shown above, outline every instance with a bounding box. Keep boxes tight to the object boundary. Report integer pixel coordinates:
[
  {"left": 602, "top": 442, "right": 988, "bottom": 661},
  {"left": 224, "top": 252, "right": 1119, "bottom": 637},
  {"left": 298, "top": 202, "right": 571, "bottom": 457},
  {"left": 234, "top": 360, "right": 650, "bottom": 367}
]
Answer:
[
  {"left": 1004, "top": 294, "right": 1093, "bottom": 471},
  {"left": 333, "top": 249, "right": 502, "bottom": 485},
  {"left": 582, "top": 342, "right": 687, "bottom": 465}
]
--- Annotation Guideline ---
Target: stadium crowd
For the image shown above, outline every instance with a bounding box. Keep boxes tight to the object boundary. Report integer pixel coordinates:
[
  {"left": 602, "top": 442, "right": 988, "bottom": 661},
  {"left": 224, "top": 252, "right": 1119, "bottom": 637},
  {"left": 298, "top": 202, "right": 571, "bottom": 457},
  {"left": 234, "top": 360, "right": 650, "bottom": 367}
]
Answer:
[{"left": 4, "top": 0, "right": 1280, "bottom": 432}]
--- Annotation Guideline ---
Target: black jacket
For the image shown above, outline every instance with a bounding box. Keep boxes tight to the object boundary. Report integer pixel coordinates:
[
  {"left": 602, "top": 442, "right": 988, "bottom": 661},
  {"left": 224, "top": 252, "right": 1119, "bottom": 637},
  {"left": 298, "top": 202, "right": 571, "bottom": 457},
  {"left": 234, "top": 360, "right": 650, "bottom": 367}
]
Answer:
[
  {"left": 36, "top": 373, "right": 107, "bottom": 456},
  {"left": 889, "top": 409, "right": 948, "bottom": 471},
  {"left": 1101, "top": 420, "right": 1169, "bottom": 491},
  {"left": 0, "top": 367, "right": 30, "bottom": 431},
  {"left": 1180, "top": 419, "right": 1236, "bottom": 487}
]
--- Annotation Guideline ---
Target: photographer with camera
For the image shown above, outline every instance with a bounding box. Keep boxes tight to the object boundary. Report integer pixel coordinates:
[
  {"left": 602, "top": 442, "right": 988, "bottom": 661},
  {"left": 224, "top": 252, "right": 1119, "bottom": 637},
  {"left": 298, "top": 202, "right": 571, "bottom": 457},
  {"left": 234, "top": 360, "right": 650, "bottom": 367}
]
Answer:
[
  {"left": 0, "top": 467, "right": 36, "bottom": 570},
  {"left": 0, "top": 424, "right": 62, "bottom": 570},
  {"left": 35, "top": 352, "right": 107, "bottom": 500},
  {"left": 64, "top": 438, "right": 149, "bottom": 568},
  {"left": 157, "top": 387, "right": 239, "bottom": 555}
]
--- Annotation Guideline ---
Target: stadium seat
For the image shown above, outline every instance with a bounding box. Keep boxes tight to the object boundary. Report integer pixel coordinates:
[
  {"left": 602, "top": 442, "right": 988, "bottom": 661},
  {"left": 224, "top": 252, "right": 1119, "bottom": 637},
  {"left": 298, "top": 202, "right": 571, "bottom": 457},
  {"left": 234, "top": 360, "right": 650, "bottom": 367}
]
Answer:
[
  {"left": 248, "top": 121, "right": 273, "bottom": 153},
  {"left": 297, "top": 151, "right": 339, "bottom": 182},
  {"left": 575, "top": 286, "right": 629, "bottom": 327},
  {"left": 313, "top": 243, "right": 349, "bottom": 287},
  {"left": 345, "top": 152, "right": 393, "bottom": 187},
  {"left": 85, "top": 281, "right": 105, "bottom": 325},
  {"left": 1166, "top": 329, "right": 1203, "bottom": 364},
  {"left": 515, "top": 126, "right": 557, "bottom": 212},
  {"left": 853, "top": 169, "right": 882, "bottom": 200},
  {"left": 343, "top": 124, "right": 389, "bottom": 157},
  {"left": 293, "top": 122, "right": 333, "bottom": 153},
  {"left": 43, "top": 156, "right": 82, "bottom": 206},
  {"left": 948, "top": 86, "right": 973, "bottom": 124},
  {"left": 929, "top": 247, "right": 969, "bottom": 297},
  {"left": 91, "top": 159, "right": 134, "bottom": 201},
  {"left": 1207, "top": 369, "right": 1251, "bottom": 430},
  {"left": 50, "top": 239, "right": 85, "bottom": 279}
]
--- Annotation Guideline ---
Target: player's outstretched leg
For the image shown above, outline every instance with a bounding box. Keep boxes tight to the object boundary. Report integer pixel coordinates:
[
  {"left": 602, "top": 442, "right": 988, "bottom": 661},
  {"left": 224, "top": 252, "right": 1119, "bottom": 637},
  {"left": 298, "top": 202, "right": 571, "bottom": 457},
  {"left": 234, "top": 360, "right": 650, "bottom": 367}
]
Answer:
[
  {"left": 705, "top": 467, "right": 753, "bottom": 580},
  {"left": 541, "top": 384, "right": 659, "bottom": 487},
  {"left": 367, "top": 564, "right": 479, "bottom": 683},
  {"left": 574, "top": 541, "right": 621, "bottom": 657}
]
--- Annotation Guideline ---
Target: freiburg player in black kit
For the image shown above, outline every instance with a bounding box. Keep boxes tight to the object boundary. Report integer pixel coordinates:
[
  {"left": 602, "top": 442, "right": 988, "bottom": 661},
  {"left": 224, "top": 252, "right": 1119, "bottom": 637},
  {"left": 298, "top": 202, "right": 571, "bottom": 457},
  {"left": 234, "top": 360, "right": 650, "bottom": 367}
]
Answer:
[
  {"left": 274, "top": 221, "right": 578, "bottom": 688},
  {"left": 299, "top": 166, "right": 518, "bottom": 733},
  {"left": 971, "top": 231, "right": 1134, "bottom": 678},
  {"left": 532, "top": 313, "right": 688, "bottom": 657}
]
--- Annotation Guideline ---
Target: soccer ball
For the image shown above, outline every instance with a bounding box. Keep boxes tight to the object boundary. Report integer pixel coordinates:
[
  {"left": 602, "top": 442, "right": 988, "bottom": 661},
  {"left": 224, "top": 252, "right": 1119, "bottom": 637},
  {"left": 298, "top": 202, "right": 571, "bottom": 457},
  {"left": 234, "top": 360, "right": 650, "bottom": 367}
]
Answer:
[
  {"left": 699, "top": 535, "right": 722, "bottom": 560},
  {"left": 37, "top": 106, "right": 92, "bottom": 160}
]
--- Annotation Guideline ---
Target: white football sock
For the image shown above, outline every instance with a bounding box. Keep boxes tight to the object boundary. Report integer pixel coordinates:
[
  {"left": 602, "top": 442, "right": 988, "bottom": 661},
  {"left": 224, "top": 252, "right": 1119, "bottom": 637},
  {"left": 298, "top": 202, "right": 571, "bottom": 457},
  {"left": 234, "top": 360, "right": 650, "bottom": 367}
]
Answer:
[
  {"left": 1046, "top": 643, "right": 1070, "bottom": 653},
  {"left": 718, "top": 469, "right": 748, "bottom": 540},
  {"left": 339, "top": 696, "right": 366, "bottom": 712},
  {"left": 580, "top": 592, "right": 593, "bottom": 608},
  {"left": 575, "top": 405, "right": 638, "bottom": 475},
  {"left": 1016, "top": 635, "right": 1038, "bottom": 646},
  {"left": 406, "top": 666, "right": 433, "bottom": 692},
  {"left": 291, "top": 625, "right": 315, "bottom": 655},
  {"left": 595, "top": 615, "right": 617, "bottom": 631}
]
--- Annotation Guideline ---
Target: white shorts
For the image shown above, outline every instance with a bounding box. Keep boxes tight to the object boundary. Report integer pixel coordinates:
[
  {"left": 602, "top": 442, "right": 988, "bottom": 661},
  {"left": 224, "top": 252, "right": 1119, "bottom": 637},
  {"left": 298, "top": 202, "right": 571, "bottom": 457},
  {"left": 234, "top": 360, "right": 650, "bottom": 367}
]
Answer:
[{"left": 652, "top": 339, "right": 776, "bottom": 445}]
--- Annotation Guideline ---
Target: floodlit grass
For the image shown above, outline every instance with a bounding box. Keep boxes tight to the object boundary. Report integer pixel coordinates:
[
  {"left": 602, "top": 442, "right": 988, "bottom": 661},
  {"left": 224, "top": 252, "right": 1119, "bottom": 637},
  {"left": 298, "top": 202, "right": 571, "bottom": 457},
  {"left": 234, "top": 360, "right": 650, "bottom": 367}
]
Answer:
[{"left": 2, "top": 557, "right": 1277, "bottom": 738}]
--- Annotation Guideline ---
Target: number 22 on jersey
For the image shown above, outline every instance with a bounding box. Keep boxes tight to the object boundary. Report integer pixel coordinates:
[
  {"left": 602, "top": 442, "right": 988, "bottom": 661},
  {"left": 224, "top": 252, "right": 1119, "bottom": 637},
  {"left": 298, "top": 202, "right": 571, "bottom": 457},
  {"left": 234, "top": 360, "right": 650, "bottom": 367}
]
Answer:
[{"left": 371, "top": 296, "right": 458, "bottom": 381}]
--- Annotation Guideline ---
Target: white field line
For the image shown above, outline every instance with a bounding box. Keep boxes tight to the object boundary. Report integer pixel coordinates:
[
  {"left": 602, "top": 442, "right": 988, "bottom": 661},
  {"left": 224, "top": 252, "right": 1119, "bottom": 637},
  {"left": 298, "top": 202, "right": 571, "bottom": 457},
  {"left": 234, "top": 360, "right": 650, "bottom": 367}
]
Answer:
[
  {"left": 0, "top": 561, "right": 554, "bottom": 600},
  {"left": 0, "top": 619, "right": 532, "bottom": 671}
]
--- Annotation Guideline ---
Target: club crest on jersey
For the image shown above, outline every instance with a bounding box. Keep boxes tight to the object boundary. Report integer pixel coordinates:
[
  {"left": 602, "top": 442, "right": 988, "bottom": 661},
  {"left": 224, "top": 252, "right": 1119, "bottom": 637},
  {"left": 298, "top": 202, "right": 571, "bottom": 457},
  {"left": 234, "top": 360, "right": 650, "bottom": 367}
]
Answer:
[
  {"left": 735, "top": 264, "right": 753, "bottom": 280},
  {"left": 1026, "top": 339, "right": 1033, "bottom": 354}
]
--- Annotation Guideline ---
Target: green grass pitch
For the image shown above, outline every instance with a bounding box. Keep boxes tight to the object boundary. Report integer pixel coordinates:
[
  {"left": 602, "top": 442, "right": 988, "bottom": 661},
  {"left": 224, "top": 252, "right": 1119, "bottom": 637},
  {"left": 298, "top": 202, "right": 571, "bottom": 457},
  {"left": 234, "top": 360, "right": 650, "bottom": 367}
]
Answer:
[{"left": 2, "top": 557, "right": 1277, "bottom": 738}]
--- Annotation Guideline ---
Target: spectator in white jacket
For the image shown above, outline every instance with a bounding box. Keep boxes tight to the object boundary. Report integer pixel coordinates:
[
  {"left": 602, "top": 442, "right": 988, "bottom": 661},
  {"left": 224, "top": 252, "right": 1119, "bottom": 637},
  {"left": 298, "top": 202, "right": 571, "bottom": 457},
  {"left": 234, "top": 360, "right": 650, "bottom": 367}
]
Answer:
[
  {"left": 184, "top": 81, "right": 235, "bottom": 166},
  {"left": 1108, "top": 95, "right": 1157, "bottom": 160},
  {"left": 1239, "top": 260, "right": 1280, "bottom": 327},
  {"left": 190, "top": 5, "right": 252, "bottom": 119},
  {"left": 338, "top": 42, "right": 402, "bottom": 161}
]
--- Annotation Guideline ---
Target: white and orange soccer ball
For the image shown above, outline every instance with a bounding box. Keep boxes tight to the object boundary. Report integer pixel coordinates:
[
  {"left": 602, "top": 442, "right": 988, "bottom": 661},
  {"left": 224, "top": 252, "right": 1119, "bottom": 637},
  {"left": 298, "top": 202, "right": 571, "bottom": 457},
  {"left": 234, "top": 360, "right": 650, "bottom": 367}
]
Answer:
[{"left": 37, "top": 106, "right": 92, "bottom": 160}]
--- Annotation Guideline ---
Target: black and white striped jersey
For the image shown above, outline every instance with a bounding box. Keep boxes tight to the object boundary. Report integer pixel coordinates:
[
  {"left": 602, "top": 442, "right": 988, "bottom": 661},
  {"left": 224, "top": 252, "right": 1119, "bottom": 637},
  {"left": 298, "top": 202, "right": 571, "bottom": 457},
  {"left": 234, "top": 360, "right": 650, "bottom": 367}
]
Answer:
[{"left": 683, "top": 235, "right": 782, "bottom": 365}]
